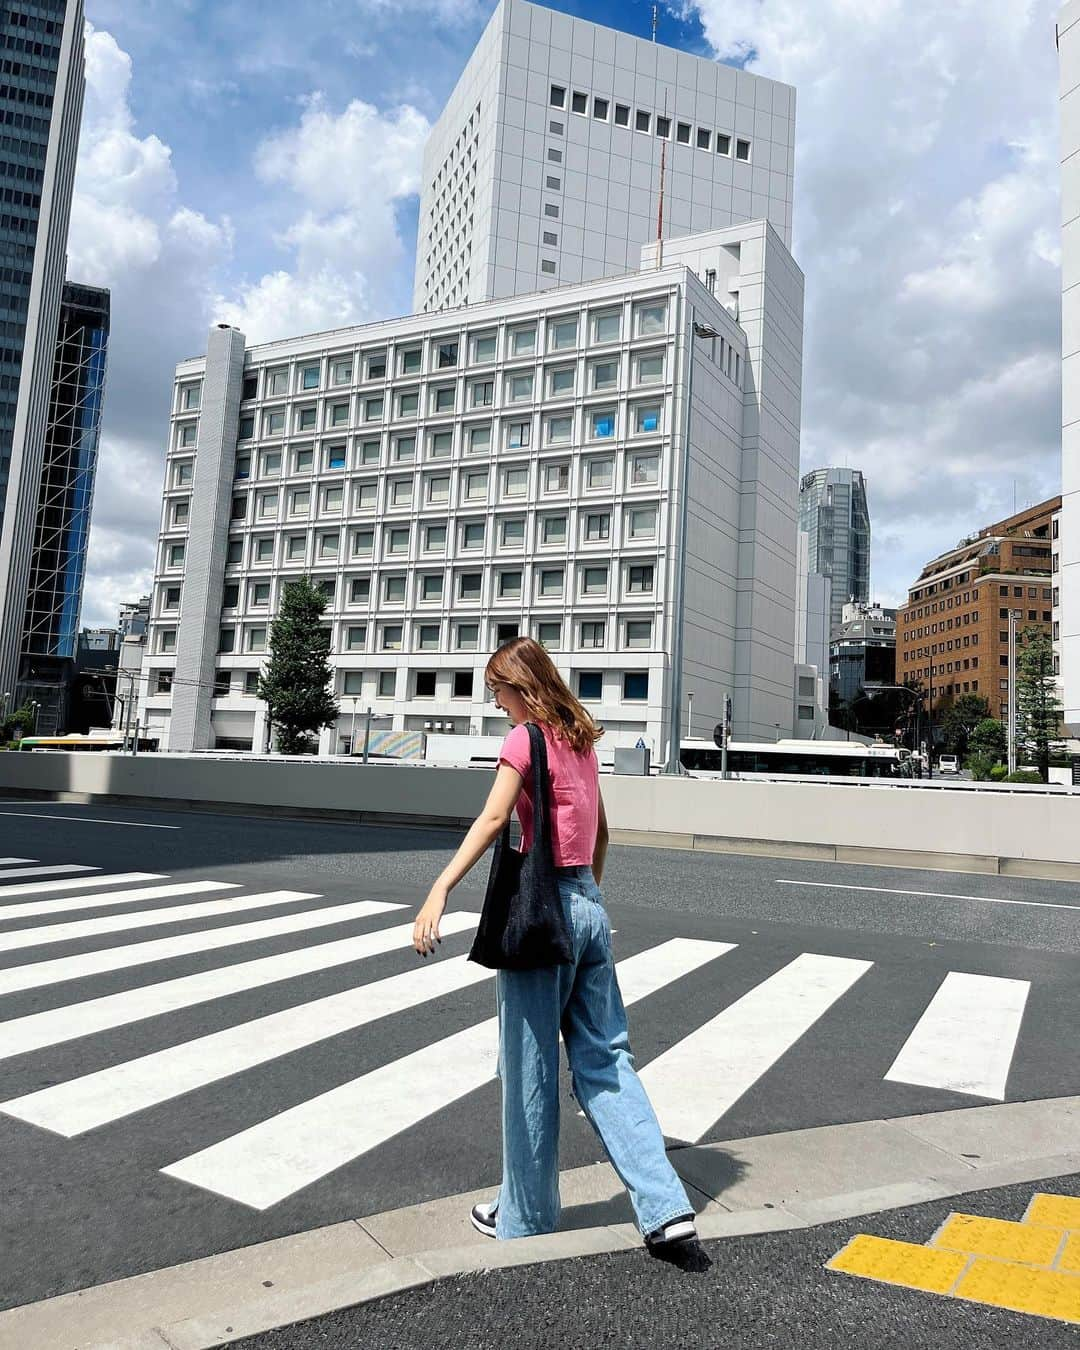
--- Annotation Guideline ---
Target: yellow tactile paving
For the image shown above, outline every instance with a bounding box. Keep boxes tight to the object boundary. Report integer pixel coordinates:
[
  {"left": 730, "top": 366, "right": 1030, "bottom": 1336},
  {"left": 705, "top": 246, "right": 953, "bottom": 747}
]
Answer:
[
  {"left": 932, "top": 1213, "right": 1063, "bottom": 1266},
  {"left": 1024, "top": 1193, "right": 1080, "bottom": 1231},
  {"left": 1059, "top": 1233, "right": 1080, "bottom": 1275},
  {"left": 955, "top": 1258, "right": 1080, "bottom": 1323},
  {"left": 827, "top": 1234, "right": 969, "bottom": 1294}
]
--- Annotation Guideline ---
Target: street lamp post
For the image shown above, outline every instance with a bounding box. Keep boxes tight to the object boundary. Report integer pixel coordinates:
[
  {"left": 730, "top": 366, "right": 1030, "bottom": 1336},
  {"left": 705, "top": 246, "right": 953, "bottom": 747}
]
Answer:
[
  {"left": 1007, "top": 610, "right": 1019, "bottom": 775},
  {"left": 350, "top": 697, "right": 359, "bottom": 756},
  {"left": 686, "top": 691, "right": 694, "bottom": 739}
]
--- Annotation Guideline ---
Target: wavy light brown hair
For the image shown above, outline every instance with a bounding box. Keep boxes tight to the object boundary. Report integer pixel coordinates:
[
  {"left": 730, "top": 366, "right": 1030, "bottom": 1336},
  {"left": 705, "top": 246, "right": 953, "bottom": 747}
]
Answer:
[{"left": 485, "top": 637, "right": 603, "bottom": 754}]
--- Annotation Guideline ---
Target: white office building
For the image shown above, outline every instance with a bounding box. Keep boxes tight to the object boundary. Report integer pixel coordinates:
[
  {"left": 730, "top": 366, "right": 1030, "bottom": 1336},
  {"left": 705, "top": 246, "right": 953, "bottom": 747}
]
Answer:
[
  {"left": 138, "top": 221, "right": 802, "bottom": 759},
  {"left": 414, "top": 0, "right": 794, "bottom": 312},
  {"left": 1061, "top": 1, "right": 1080, "bottom": 734},
  {"left": 137, "top": 1, "right": 805, "bottom": 762}
]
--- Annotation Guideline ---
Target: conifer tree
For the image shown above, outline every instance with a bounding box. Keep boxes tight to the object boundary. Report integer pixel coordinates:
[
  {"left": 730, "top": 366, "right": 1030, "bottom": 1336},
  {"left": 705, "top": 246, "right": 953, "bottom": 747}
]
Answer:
[
  {"left": 1015, "top": 625, "right": 1062, "bottom": 782},
  {"left": 257, "top": 577, "right": 339, "bottom": 755}
]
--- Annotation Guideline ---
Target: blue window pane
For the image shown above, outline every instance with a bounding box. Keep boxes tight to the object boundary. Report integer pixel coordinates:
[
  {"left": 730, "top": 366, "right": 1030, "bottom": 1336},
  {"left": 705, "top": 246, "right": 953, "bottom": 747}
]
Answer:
[
  {"left": 623, "top": 672, "right": 649, "bottom": 701},
  {"left": 579, "top": 672, "right": 603, "bottom": 699},
  {"left": 302, "top": 368, "right": 320, "bottom": 389},
  {"left": 328, "top": 451, "right": 346, "bottom": 469},
  {"left": 640, "top": 413, "right": 658, "bottom": 432},
  {"left": 593, "top": 415, "right": 614, "bottom": 437}
]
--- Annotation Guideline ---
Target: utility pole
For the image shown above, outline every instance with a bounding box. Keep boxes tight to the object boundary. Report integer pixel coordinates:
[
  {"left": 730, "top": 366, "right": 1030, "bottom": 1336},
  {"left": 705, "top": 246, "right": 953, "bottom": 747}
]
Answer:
[
  {"left": 1007, "top": 609, "right": 1018, "bottom": 775},
  {"left": 362, "top": 706, "right": 373, "bottom": 764},
  {"left": 926, "top": 659, "right": 934, "bottom": 779}
]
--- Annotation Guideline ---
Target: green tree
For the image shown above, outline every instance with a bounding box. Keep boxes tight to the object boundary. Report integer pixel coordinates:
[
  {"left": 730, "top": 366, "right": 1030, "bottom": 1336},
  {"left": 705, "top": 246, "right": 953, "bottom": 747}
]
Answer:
[
  {"left": 257, "top": 577, "right": 339, "bottom": 755},
  {"left": 1, "top": 703, "right": 36, "bottom": 743},
  {"left": 1015, "top": 625, "right": 1062, "bottom": 783},
  {"left": 967, "top": 718, "right": 1007, "bottom": 766},
  {"left": 939, "top": 693, "right": 990, "bottom": 758}
]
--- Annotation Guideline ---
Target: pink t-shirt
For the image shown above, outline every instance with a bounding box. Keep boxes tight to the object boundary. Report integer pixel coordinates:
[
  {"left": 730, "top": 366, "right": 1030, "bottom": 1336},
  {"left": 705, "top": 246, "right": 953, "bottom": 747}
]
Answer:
[{"left": 498, "top": 722, "right": 599, "bottom": 867}]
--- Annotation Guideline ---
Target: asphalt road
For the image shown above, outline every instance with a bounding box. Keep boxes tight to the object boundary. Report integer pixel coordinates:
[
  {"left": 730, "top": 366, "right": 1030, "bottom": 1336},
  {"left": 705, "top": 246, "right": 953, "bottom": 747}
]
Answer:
[
  {"left": 234, "top": 1174, "right": 1080, "bottom": 1350},
  {"left": 0, "top": 799, "right": 1077, "bottom": 1314}
]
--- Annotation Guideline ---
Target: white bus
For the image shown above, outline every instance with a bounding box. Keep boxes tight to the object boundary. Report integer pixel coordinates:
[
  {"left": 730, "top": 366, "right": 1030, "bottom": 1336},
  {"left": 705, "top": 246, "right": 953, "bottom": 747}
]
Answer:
[{"left": 680, "top": 737, "right": 915, "bottom": 779}]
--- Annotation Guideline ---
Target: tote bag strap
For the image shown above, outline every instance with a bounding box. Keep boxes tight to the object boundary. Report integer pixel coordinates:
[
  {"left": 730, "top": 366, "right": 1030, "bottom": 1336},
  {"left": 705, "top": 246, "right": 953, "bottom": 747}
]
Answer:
[{"left": 524, "top": 722, "right": 556, "bottom": 865}]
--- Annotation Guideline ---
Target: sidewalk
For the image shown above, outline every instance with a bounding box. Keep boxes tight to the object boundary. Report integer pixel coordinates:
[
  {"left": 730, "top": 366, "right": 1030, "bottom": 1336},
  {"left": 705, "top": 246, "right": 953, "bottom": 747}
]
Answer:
[{"left": 2, "top": 1095, "right": 1077, "bottom": 1350}]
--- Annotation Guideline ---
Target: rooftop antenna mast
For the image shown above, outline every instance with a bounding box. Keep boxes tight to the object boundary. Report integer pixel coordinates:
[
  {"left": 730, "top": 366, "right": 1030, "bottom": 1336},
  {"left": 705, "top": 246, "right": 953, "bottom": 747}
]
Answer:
[{"left": 651, "top": 4, "right": 658, "bottom": 42}]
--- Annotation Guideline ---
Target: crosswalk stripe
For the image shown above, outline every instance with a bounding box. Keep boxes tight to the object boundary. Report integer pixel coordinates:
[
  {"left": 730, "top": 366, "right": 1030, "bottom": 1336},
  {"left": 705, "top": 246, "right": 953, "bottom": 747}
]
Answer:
[
  {"left": 2, "top": 954, "right": 496, "bottom": 1136},
  {"left": 0, "top": 898, "right": 403, "bottom": 997},
  {"left": 883, "top": 971, "right": 1029, "bottom": 1100},
  {"left": 0, "top": 912, "right": 480, "bottom": 1060},
  {"left": 637, "top": 952, "right": 874, "bottom": 1144},
  {"left": 161, "top": 937, "right": 731, "bottom": 1210},
  {"left": 0, "top": 858, "right": 35, "bottom": 866},
  {"left": 0, "top": 864, "right": 99, "bottom": 883},
  {"left": 0, "top": 890, "right": 330, "bottom": 954},
  {"left": 0, "top": 872, "right": 162, "bottom": 899},
  {"left": 0, "top": 880, "right": 238, "bottom": 925}
]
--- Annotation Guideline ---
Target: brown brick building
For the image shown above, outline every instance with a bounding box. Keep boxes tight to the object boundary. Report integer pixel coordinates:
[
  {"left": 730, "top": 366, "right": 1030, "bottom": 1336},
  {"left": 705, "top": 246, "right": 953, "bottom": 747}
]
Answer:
[{"left": 896, "top": 497, "right": 1059, "bottom": 721}]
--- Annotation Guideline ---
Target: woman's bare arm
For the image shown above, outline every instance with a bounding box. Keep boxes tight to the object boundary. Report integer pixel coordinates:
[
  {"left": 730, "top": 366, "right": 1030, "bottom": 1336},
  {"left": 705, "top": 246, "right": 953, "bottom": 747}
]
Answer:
[{"left": 414, "top": 763, "right": 523, "bottom": 955}]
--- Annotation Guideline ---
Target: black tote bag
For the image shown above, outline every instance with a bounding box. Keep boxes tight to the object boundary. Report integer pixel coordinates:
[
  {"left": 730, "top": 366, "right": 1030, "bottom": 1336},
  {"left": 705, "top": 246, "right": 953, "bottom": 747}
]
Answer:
[{"left": 468, "top": 722, "right": 575, "bottom": 971}]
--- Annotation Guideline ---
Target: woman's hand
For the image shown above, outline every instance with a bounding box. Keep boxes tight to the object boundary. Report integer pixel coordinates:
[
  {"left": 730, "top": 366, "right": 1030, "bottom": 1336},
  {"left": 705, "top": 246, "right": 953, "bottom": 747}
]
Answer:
[{"left": 413, "top": 884, "right": 448, "bottom": 957}]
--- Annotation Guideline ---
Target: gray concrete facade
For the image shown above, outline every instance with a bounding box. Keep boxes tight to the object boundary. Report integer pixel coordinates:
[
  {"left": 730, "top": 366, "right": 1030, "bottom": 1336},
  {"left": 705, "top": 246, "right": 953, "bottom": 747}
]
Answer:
[{"left": 169, "top": 325, "right": 247, "bottom": 750}]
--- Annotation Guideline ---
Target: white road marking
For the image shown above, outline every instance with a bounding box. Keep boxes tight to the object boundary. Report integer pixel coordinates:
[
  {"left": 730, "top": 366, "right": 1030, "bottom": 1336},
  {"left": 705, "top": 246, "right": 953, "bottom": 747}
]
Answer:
[
  {"left": 776, "top": 878, "right": 1080, "bottom": 913},
  {"left": 3, "top": 954, "right": 495, "bottom": 1136},
  {"left": 884, "top": 971, "right": 1030, "bottom": 1100},
  {"left": 0, "top": 865, "right": 99, "bottom": 882},
  {"left": 0, "top": 859, "right": 35, "bottom": 866},
  {"left": 638, "top": 952, "right": 874, "bottom": 1143},
  {"left": 0, "top": 898, "right": 402, "bottom": 997},
  {"left": 0, "top": 912, "right": 479, "bottom": 1060},
  {"left": 0, "top": 812, "right": 179, "bottom": 829},
  {"left": 161, "top": 937, "right": 732, "bottom": 1210},
  {"left": 0, "top": 880, "right": 237, "bottom": 925},
  {"left": 0, "top": 872, "right": 162, "bottom": 899},
  {"left": 0, "top": 890, "right": 328, "bottom": 954}
]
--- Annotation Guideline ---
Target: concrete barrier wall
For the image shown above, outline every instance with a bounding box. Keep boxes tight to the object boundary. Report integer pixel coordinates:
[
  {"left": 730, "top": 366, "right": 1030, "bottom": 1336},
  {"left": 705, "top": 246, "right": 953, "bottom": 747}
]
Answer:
[{"left": 1, "top": 751, "right": 1077, "bottom": 878}]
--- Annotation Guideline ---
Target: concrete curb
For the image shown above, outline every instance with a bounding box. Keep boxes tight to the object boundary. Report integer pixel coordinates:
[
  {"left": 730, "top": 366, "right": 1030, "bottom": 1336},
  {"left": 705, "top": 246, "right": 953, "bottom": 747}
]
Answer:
[{"left": 2, "top": 1096, "right": 1077, "bottom": 1350}]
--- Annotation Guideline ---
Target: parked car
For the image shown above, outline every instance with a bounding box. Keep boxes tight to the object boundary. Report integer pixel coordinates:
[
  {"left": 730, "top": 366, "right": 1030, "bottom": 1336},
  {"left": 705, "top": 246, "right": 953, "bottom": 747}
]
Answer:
[{"left": 937, "top": 754, "right": 959, "bottom": 775}]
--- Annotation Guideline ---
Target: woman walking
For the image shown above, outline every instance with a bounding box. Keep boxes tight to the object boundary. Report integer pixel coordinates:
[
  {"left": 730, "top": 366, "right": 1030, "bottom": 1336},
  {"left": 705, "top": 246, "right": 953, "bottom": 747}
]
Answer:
[{"left": 413, "top": 637, "right": 697, "bottom": 1248}]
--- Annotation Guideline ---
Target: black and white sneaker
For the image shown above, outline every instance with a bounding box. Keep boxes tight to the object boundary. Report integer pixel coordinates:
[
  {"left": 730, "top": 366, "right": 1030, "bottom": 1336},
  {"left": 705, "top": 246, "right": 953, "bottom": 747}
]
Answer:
[
  {"left": 644, "top": 1214, "right": 697, "bottom": 1249},
  {"left": 470, "top": 1200, "right": 498, "bottom": 1238}
]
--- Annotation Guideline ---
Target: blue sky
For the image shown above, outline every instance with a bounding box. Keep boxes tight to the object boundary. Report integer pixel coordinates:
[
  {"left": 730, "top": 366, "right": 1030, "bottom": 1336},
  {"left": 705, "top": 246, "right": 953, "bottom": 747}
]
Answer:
[{"left": 75, "top": 0, "right": 1064, "bottom": 630}]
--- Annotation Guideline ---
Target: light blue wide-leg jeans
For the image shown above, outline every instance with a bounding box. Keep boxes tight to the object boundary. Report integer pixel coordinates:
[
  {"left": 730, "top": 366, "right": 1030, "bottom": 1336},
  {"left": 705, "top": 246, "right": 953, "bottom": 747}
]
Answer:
[{"left": 493, "top": 865, "right": 691, "bottom": 1239}]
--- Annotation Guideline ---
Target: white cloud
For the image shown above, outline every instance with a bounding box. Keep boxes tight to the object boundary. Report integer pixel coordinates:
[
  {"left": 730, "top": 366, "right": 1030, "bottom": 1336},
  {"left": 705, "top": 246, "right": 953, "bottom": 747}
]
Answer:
[
  {"left": 214, "top": 94, "right": 429, "bottom": 343},
  {"left": 684, "top": 0, "right": 1062, "bottom": 603},
  {"left": 72, "top": 24, "right": 233, "bottom": 628}
]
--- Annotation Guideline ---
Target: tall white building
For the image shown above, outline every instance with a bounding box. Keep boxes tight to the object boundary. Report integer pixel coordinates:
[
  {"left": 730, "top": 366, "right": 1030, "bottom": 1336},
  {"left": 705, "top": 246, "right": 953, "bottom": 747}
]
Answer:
[
  {"left": 0, "top": 0, "right": 87, "bottom": 700},
  {"left": 138, "top": 1, "right": 804, "bottom": 762},
  {"left": 414, "top": 0, "right": 794, "bottom": 312},
  {"left": 1061, "top": 1, "right": 1080, "bottom": 735}
]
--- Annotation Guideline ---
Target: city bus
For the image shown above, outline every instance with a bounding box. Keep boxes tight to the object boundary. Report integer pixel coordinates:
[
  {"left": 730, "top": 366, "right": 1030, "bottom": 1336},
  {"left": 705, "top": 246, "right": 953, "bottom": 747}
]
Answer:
[
  {"left": 679, "top": 738, "right": 915, "bottom": 779},
  {"left": 14, "top": 733, "right": 125, "bottom": 752}
]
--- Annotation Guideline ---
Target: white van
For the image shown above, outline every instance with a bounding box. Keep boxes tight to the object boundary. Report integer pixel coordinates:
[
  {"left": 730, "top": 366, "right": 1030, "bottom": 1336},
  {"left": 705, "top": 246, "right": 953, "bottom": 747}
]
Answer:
[{"left": 937, "top": 754, "right": 959, "bottom": 775}]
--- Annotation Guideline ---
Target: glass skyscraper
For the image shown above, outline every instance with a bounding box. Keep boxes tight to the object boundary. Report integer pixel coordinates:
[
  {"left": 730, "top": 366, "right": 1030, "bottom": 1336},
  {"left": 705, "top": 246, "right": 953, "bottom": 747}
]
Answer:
[
  {"left": 0, "top": 0, "right": 86, "bottom": 698},
  {"left": 798, "top": 467, "right": 871, "bottom": 634},
  {"left": 22, "top": 282, "right": 109, "bottom": 658}
]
